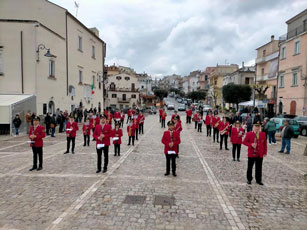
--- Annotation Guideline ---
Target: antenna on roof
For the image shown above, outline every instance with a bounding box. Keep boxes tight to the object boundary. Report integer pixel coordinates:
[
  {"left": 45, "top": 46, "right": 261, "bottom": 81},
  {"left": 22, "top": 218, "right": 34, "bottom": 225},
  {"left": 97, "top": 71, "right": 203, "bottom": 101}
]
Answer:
[{"left": 74, "top": 1, "right": 79, "bottom": 17}]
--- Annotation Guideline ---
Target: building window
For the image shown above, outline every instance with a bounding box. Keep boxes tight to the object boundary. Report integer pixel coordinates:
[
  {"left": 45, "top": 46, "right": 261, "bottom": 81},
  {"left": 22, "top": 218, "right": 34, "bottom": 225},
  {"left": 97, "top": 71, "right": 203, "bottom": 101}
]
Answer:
[
  {"left": 131, "top": 94, "right": 136, "bottom": 98},
  {"left": 294, "top": 41, "right": 300, "bottom": 55},
  {"left": 292, "top": 72, "right": 298, "bottom": 86},
  {"left": 141, "top": 85, "right": 144, "bottom": 89},
  {"left": 116, "top": 76, "right": 122, "bottom": 80},
  {"left": 112, "top": 94, "right": 117, "bottom": 98},
  {"left": 281, "top": 46, "right": 286, "bottom": 59},
  {"left": 125, "top": 77, "right": 130, "bottom": 81},
  {"left": 79, "top": 70, "right": 83, "bottom": 84},
  {"left": 92, "top": 45, "right": 95, "bottom": 58},
  {"left": 0, "top": 46, "right": 3, "bottom": 76},
  {"left": 49, "top": 60, "right": 55, "bottom": 78},
  {"left": 78, "top": 36, "right": 82, "bottom": 51},
  {"left": 214, "top": 80, "right": 217, "bottom": 85},
  {"left": 262, "top": 49, "right": 266, "bottom": 57},
  {"left": 110, "top": 82, "right": 116, "bottom": 90},
  {"left": 279, "top": 75, "right": 284, "bottom": 88},
  {"left": 261, "top": 68, "right": 264, "bottom": 76},
  {"left": 205, "top": 75, "right": 208, "bottom": 81},
  {"left": 245, "top": 78, "right": 250, "bottom": 85},
  {"left": 43, "top": 104, "right": 47, "bottom": 115},
  {"left": 131, "top": 83, "right": 135, "bottom": 91}
]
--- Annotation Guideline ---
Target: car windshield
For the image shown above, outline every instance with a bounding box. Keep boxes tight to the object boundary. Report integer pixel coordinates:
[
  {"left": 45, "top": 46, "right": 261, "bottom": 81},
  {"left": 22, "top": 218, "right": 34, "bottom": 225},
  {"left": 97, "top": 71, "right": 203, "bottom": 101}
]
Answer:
[
  {"left": 272, "top": 118, "right": 280, "bottom": 124},
  {"left": 289, "top": 120, "right": 298, "bottom": 125}
]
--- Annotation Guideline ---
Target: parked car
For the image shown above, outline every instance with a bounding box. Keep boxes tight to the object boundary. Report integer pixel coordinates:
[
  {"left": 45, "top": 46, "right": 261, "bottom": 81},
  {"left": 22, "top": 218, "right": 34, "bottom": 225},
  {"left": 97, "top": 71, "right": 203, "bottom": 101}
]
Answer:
[
  {"left": 294, "top": 116, "right": 307, "bottom": 136},
  {"left": 203, "top": 105, "right": 212, "bottom": 113},
  {"left": 270, "top": 118, "right": 300, "bottom": 138},
  {"left": 167, "top": 104, "right": 175, "bottom": 110},
  {"left": 277, "top": 114, "right": 297, "bottom": 119},
  {"left": 178, "top": 104, "right": 186, "bottom": 111},
  {"left": 177, "top": 98, "right": 183, "bottom": 103}
]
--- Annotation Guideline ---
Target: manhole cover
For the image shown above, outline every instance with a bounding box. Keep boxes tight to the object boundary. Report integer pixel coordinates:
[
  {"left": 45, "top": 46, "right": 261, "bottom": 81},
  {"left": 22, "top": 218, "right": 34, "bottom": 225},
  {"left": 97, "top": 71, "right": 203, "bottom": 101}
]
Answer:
[
  {"left": 154, "top": 195, "right": 175, "bottom": 206},
  {"left": 123, "top": 195, "right": 146, "bottom": 204}
]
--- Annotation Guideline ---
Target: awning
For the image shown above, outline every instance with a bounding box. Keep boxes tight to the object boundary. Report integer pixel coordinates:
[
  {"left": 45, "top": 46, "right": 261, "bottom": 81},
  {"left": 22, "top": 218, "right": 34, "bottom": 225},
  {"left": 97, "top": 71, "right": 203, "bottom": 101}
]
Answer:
[
  {"left": 238, "top": 100, "right": 265, "bottom": 107},
  {"left": 0, "top": 94, "right": 34, "bottom": 106}
]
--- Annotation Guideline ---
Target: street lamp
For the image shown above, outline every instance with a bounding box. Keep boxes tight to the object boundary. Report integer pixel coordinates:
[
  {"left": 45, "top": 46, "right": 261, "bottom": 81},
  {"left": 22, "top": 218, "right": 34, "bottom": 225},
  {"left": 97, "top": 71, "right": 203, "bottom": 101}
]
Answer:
[{"left": 36, "top": 44, "right": 56, "bottom": 62}]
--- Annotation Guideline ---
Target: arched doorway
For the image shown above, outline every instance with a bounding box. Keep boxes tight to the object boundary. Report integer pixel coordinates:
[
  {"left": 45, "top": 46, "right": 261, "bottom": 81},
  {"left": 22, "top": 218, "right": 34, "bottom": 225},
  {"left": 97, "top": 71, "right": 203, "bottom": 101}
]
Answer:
[
  {"left": 290, "top": 101, "right": 296, "bottom": 115},
  {"left": 48, "top": 101, "right": 55, "bottom": 114}
]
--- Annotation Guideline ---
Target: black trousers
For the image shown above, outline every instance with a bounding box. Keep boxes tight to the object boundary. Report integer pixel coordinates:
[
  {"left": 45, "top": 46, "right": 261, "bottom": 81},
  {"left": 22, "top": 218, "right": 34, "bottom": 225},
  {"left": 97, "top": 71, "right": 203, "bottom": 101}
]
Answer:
[
  {"left": 194, "top": 121, "right": 198, "bottom": 129},
  {"left": 206, "top": 125, "right": 212, "bottom": 136},
  {"left": 120, "top": 120, "right": 124, "bottom": 128},
  {"left": 220, "top": 134, "right": 228, "bottom": 149},
  {"left": 160, "top": 116, "right": 162, "bottom": 123},
  {"left": 135, "top": 129, "right": 139, "bottom": 140},
  {"left": 128, "top": 136, "right": 135, "bottom": 145},
  {"left": 46, "top": 124, "right": 50, "bottom": 135},
  {"left": 114, "top": 144, "right": 120, "bottom": 156},
  {"left": 83, "top": 135, "right": 90, "bottom": 146},
  {"left": 213, "top": 128, "right": 219, "bottom": 142},
  {"left": 197, "top": 123, "right": 202, "bottom": 132},
  {"left": 97, "top": 145, "right": 109, "bottom": 171},
  {"left": 187, "top": 116, "right": 191, "bottom": 123},
  {"left": 165, "top": 154, "right": 176, "bottom": 173},
  {"left": 247, "top": 157, "right": 263, "bottom": 183},
  {"left": 161, "top": 120, "right": 166, "bottom": 128},
  {"left": 232, "top": 144, "right": 241, "bottom": 160},
  {"left": 32, "top": 146, "right": 43, "bottom": 168},
  {"left": 59, "top": 122, "right": 64, "bottom": 133},
  {"left": 66, "top": 136, "right": 75, "bottom": 152},
  {"left": 139, "top": 123, "right": 144, "bottom": 134}
]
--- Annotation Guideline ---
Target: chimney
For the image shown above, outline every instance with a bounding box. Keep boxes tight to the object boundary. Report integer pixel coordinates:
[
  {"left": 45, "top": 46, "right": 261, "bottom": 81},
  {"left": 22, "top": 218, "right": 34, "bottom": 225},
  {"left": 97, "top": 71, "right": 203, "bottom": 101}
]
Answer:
[
  {"left": 271, "top": 35, "right": 274, "bottom": 41},
  {"left": 89, "top": 27, "right": 99, "bottom": 37}
]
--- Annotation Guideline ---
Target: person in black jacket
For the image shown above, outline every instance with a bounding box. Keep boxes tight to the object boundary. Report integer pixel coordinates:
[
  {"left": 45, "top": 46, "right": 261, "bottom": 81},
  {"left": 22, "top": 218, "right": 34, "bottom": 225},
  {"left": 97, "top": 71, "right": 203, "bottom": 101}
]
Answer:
[
  {"left": 50, "top": 114, "right": 57, "bottom": 137},
  {"left": 13, "top": 114, "right": 22, "bottom": 136},
  {"left": 44, "top": 113, "right": 51, "bottom": 135},
  {"left": 278, "top": 120, "right": 294, "bottom": 154}
]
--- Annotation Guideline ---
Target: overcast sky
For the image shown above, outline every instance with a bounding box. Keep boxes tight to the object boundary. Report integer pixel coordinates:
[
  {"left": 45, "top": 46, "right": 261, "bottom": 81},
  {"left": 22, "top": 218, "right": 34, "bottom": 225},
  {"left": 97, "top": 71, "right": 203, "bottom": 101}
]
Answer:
[{"left": 50, "top": 0, "right": 306, "bottom": 78}]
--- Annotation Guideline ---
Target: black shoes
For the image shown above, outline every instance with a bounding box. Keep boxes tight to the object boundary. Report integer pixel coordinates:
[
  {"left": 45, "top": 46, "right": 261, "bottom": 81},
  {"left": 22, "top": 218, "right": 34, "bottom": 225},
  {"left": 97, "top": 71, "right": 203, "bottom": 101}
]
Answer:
[
  {"left": 173, "top": 173, "right": 177, "bottom": 177},
  {"left": 233, "top": 158, "right": 236, "bottom": 161},
  {"left": 257, "top": 182, "right": 264, "bottom": 186},
  {"left": 278, "top": 151, "right": 284, "bottom": 153},
  {"left": 37, "top": 167, "right": 42, "bottom": 171},
  {"left": 96, "top": 170, "right": 101, "bottom": 173},
  {"left": 29, "top": 167, "right": 37, "bottom": 171},
  {"left": 164, "top": 173, "right": 170, "bottom": 176},
  {"left": 225, "top": 148, "right": 229, "bottom": 150},
  {"left": 103, "top": 169, "right": 107, "bottom": 173},
  {"left": 72, "top": 151, "right": 75, "bottom": 154},
  {"left": 247, "top": 181, "right": 251, "bottom": 185},
  {"left": 285, "top": 152, "right": 290, "bottom": 154},
  {"left": 237, "top": 159, "right": 240, "bottom": 162},
  {"left": 64, "top": 151, "right": 69, "bottom": 154},
  {"left": 83, "top": 144, "right": 86, "bottom": 146}
]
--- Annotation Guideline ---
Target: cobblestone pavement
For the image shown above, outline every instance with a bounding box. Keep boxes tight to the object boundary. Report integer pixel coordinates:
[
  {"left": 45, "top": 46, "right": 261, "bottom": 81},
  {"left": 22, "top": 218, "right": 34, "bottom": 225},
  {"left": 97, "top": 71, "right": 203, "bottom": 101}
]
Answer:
[{"left": 0, "top": 114, "right": 306, "bottom": 230}]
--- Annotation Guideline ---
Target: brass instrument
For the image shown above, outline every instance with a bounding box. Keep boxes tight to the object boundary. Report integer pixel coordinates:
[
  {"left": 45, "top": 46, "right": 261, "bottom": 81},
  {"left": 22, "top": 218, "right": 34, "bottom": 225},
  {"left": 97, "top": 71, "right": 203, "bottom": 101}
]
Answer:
[
  {"left": 214, "top": 120, "right": 220, "bottom": 128},
  {"left": 221, "top": 124, "right": 229, "bottom": 135}
]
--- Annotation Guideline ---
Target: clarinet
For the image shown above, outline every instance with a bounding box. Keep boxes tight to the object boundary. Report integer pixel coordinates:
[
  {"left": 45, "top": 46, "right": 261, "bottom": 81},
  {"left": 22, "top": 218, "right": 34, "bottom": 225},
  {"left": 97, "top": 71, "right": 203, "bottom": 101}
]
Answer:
[
  {"left": 253, "top": 133, "right": 258, "bottom": 156},
  {"left": 170, "top": 131, "right": 173, "bottom": 150}
]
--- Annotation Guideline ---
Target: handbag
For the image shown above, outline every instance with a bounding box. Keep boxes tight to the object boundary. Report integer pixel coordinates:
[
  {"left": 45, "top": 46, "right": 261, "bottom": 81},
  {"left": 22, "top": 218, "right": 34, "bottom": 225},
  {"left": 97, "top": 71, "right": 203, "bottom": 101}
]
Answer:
[{"left": 50, "top": 123, "right": 55, "bottom": 128}]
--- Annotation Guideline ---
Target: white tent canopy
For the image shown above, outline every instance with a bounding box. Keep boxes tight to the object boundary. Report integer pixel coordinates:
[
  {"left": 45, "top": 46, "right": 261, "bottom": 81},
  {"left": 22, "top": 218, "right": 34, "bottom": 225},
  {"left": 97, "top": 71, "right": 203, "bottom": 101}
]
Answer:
[{"left": 238, "top": 100, "right": 265, "bottom": 107}]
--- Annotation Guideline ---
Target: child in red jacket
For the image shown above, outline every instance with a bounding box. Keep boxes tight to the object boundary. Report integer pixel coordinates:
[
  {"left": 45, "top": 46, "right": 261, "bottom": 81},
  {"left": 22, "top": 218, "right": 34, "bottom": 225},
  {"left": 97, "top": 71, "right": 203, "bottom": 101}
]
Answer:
[
  {"left": 112, "top": 122, "right": 123, "bottom": 156},
  {"left": 127, "top": 120, "right": 136, "bottom": 146},
  {"left": 82, "top": 117, "right": 91, "bottom": 146}
]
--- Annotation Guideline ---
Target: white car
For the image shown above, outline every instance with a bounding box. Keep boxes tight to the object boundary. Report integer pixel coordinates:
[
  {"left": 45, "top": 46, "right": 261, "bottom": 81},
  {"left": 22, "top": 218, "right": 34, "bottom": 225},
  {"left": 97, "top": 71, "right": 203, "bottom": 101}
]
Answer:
[
  {"left": 203, "top": 105, "right": 212, "bottom": 112},
  {"left": 167, "top": 104, "right": 175, "bottom": 110}
]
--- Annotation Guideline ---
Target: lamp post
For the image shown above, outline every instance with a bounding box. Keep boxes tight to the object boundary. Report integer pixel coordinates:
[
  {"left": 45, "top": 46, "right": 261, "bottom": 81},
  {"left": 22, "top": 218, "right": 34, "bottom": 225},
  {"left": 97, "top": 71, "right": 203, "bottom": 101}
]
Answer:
[{"left": 36, "top": 44, "right": 56, "bottom": 62}]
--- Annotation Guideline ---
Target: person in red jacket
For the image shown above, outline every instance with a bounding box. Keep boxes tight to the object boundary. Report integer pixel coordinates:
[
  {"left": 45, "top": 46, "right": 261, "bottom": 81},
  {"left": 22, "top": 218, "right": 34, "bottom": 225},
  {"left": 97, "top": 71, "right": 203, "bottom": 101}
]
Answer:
[
  {"left": 186, "top": 108, "right": 192, "bottom": 124},
  {"left": 120, "top": 111, "right": 125, "bottom": 128},
  {"left": 212, "top": 114, "right": 221, "bottom": 143},
  {"left": 192, "top": 112, "right": 199, "bottom": 129},
  {"left": 161, "top": 121, "right": 181, "bottom": 177},
  {"left": 219, "top": 117, "right": 230, "bottom": 150},
  {"left": 171, "top": 111, "right": 180, "bottom": 122},
  {"left": 138, "top": 111, "right": 145, "bottom": 135},
  {"left": 64, "top": 116, "right": 79, "bottom": 154},
  {"left": 127, "top": 109, "right": 132, "bottom": 124},
  {"left": 197, "top": 112, "right": 203, "bottom": 132},
  {"left": 243, "top": 122, "right": 267, "bottom": 185},
  {"left": 159, "top": 107, "right": 163, "bottom": 123},
  {"left": 230, "top": 121, "right": 245, "bottom": 161},
  {"left": 106, "top": 110, "right": 113, "bottom": 126},
  {"left": 173, "top": 116, "right": 183, "bottom": 158},
  {"left": 82, "top": 117, "right": 91, "bottom": 147},
  {"left": 113, "top": 109, "right": 121, "bottom": 125},
  {"left": 93, "top": 115, "right": 113, "bottom": 173},
  {"left": 205, "top": 111, "right": 213, "bottom": 137},
  {"left": 127, "top": 119, "right": 136, "bottom": 146},
  {"left": 29, "top": 116, "right": 46, "bottom": 171},
  {"left": 161, "top": 109, "right": 167, "bottom": 128},
  {"left": 112, "top": 122, "right": 123, "bottom": 156}
]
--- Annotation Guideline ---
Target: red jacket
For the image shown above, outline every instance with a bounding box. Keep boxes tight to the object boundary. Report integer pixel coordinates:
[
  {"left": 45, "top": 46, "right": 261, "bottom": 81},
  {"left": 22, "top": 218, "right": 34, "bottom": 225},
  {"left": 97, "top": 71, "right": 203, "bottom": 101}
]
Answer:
[
  {"left": 121, "top": 113, "right": 125, "bottom": 120},
  {"left": 127, "top": 124, "right": 136, "bottom": 136},
  {"left": 186, "top": 109, "right": 192, "bottom": 117},
  {"left": 66, "top": 121, "right": 79, "bottom": 137},
  {"left": 218, "top": 121, "right": 230, "bottom": 135},
  {"left": 114, "top": 112, "right": 121, "bottom": 120},
  {"left": 212, "top": 117, "right": 220, "bottom": 128},
  {"left": 128, "top": 110, "right": 132, "bottom": 116},
  {"left": 197, "top": 116, "right": 203, "bottom": 123},
  {"left": 93, "top": 123, "right": 113, "bottom": 146},
  {"left": 243, "top": 131, "right": 267, "bottom": 158},
  {"left": 174, "top": 122, "right": 183, "bottom": 133},
  {"left": 159, "top": 109, "right": 163, "bottom": 116},
  {"left": 106, "top": 113, "right": 113, "bottom": 124},
  {"left": 133, "top": 118, "right": 139, "bottom": 128},
  {"left": 132, "top": 110, "right": 136, "bottom": 115},
  {"left": 29, "top": 125, "right": 46, "bottom": 147},
  {"left": 82, "top": 123, "right": 91, "bottom": 136},
  {"left": 230, "top": 127, "right": 245, "bottom": 144},
  {"left": 112, "top": 128, "right": 123, "bottom": 144},
  {"left": 161, "top": 111, "right": 167, "bottom": 120},
  {"left": 161, "top": 130, "right": 181, "bottom": 154},
  {"left": 193, "top": 113, "right": 198, "bottom": 121},
  {"left": 138, "top": 114, "right": 145, "bottom": 124},
  {"left": 205, "top": 115, "right": 212, "bottom": 126},
  {"left": 95, "top": 116, "right": 100, "bottom": 124}
]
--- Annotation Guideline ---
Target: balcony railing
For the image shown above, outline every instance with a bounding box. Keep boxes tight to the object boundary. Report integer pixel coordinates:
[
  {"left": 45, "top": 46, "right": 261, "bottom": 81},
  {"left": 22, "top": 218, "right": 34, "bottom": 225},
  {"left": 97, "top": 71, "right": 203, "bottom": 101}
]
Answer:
[
  {"left": 279, "top": 24, "right": 307, "bottom": 42},
  {"left": 117, "top": 98, "right": 131, "bottom": 103},
  {"left": 108, "top": 87, "right": 139, "bottom": 92}
]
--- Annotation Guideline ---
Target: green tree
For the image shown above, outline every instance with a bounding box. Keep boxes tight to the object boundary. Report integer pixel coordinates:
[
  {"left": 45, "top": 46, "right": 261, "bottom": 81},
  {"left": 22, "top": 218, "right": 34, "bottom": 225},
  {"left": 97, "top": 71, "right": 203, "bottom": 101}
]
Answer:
[
  {"left": 222, "top": 83, "right": 252, "bottom": 109},
  {"left": 154, "top": 88, "right": 168, "bottom": 101},
  {"left": 187, "top": 90, "right": 207, "bottom": 102}
]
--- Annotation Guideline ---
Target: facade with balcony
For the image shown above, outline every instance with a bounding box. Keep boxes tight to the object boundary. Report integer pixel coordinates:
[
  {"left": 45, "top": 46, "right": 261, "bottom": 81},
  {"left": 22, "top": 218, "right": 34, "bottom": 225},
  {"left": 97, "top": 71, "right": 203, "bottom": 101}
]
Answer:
[{"left": 277, "top": 9, "right": 307, "bottom": 116}]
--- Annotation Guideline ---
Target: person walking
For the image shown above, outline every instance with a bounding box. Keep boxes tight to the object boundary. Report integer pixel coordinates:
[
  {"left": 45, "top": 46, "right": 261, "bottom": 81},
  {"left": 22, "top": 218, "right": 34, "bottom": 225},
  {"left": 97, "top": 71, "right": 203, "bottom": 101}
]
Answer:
[
  {"left": 219, "top": 117, "right": 230, "bottom": 150},
  {"left": 212, "top": 114, "right": 221, "bottom": 143},
  {"left": 44, "top": 113, "right": 51, "bottom": 135},
  {"left": 127, "top": 119, "right": 136, "bottom": 146},
  {"left": 29, "top": 116, "right": 46, "bottom": 171},
  {"left": 93, "top": 115, "right": 113, "bottom": 173},
  {"left": 243, "top": 122, "right": 267, "bottom": 185},
  {"left": 186, "top": 108, "right": 192, "bottom": 124},
  {"left": 173, "top": 116, "right": 182, "bottom": 158},
  {"left": 246, "top": 114, "right": 253, "bottom": 132},
  {"left": 127, "top": 108, "right": 132, "bottom": 124},
  {"left": 120, "top": 111, "right": 125, "bottom": 128},
  {"left": 230, "top": 121, "right": 244, "bottom": 161},
  {"left": 161, "top": 121, "right": 181, "bottom": 177},
  {"left": 82, "top": 117, "right": 91, "bottom": 146},
  {"left": 265, "top": 119, "right": 277, "bottom": 145},
  {"left": 138, "top": 111, "right": 145, "bottom": 134},
  {"left": 133, "top": 114, "right": 140, "bottom": 141},
  {"left": 205, "top": 111, "right": 213, "bottom": 137},
  {"left": 161, "top": 109, "right": 167, "bottom": 128},
  {"left": 112, "top": 122, "right": 123, "bottom": 156},
  {"left": 50, "top": 114, "right": 57, "bottom": 137},
  {"left": 193, "top": 112, "right": 199, "bottom": 129},
  {"left": 159, "top": 107, "right": 163, "bottom": 123},
  {"left": 278, "top": 120, "right": 294, "bottom": 154},
  {"left": 25, "top": 111, "right": 32, "bottom": 134},
  {"left": 197, "top": 112, "right": 203, "bottom": 133},
  {"left": 64, "top": 116, "right": 79, "bottom": 154},
  {"left": 13, "top": 114, "right": 22, "bottom": 136}
]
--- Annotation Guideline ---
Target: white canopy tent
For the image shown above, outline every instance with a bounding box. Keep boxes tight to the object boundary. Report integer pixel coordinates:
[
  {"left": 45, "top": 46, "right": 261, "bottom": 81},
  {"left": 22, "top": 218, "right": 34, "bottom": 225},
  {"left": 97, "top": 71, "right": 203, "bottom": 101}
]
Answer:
[
  {"left": 0, "top": 94, "right": 36, "bottom": 135},
  {"left": 238, "top": 100, "right": 266, "bottom": 108}
]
